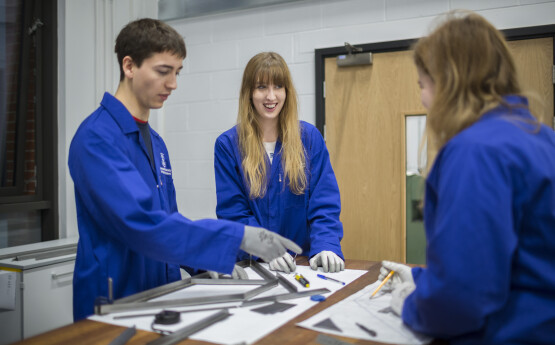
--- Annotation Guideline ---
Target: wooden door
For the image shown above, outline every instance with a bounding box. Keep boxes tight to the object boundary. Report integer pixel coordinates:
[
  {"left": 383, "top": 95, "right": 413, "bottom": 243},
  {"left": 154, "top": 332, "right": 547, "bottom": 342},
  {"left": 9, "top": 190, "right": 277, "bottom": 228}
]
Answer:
[{"left": 324, "top": 37, "right": 553, "bottom": 262}]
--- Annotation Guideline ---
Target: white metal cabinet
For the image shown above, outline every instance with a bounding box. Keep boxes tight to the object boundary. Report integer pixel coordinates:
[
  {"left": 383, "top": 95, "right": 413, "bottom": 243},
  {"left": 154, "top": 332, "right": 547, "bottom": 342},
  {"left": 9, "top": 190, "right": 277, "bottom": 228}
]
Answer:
[
  {"left": 22, "top": 259, "right": 75, "bottom": 338},
  {"left": 0, "top": 238, "right": 77, "bottom": 344}
]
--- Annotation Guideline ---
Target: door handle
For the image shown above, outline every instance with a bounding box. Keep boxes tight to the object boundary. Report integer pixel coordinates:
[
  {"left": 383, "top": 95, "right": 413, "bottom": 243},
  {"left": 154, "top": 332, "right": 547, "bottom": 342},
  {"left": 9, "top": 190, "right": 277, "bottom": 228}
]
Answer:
[{"left": 51, "top": 270, "right": 74, "bottom": 280}]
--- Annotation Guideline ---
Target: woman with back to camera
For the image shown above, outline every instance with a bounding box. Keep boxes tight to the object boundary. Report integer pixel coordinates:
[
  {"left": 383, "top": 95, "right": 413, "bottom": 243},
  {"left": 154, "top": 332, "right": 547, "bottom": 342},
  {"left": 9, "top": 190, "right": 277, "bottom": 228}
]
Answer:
[
  {"left": 214, "top": 52, "right": 345, "bottom": 273},
  {"left": 377, "top": 11, "right": 555, "bottom": 344}
]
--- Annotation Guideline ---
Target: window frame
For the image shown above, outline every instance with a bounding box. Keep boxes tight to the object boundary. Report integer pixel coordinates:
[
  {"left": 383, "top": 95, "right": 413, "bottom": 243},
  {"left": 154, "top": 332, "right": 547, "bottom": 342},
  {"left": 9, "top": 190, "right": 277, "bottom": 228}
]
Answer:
[{"left": 0, "top": 0, "right": 58, "bottom": 242}]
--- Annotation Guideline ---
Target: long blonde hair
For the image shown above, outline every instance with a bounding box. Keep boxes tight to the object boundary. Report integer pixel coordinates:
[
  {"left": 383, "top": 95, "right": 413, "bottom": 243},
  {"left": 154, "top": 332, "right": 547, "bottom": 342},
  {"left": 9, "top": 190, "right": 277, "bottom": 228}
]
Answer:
[
  {"left": 237, "top": 52, "right": 307, "bottom": 198},
  {"left": 413, "top": 11, "right": 523, "bottom": 166}
]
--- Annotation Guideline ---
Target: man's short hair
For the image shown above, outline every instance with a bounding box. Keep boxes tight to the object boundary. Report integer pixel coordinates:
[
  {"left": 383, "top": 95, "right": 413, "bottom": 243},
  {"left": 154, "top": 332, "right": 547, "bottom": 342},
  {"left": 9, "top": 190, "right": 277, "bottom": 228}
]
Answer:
[{"left": 115, "top": 18, "right": 186, "bottom": 81}]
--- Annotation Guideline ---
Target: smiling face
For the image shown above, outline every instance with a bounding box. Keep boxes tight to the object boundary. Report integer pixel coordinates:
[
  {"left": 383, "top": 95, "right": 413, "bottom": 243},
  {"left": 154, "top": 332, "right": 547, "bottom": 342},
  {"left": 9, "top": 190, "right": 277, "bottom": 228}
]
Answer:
[
  {"left": 251, "top": 82, "right": 286, "bottom": 124},
  {"left": 128, "top": 51, "right": 183, "bottom": 114}
]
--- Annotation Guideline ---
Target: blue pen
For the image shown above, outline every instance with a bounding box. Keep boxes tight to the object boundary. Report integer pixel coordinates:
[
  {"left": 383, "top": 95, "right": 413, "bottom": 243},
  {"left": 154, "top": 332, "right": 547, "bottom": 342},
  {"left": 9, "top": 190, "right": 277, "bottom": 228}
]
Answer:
[{"left": 317, "top": 274, "right": 345, "bottom": 285}]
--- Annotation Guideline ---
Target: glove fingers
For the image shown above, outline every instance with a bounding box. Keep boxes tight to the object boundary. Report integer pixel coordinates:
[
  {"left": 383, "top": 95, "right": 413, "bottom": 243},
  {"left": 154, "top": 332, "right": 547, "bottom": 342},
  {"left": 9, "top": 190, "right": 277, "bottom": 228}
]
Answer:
[
  {"left": 277, "top": 257, "right": 290, "bottom": 273},
  {"left": 328, "top": 254, "right": 344, "bottom": 273},
  {"left": 233, "top": 265, "right": 248, "bottom": 280},
  {"left": 328, "top": 254, "right": 337, "bottom": 273},
  {"left": 309, "top": 254, "right": 320, "bottom": 270},
  {"left": 321, "top": 253, "right": 329, "bottom": 273},
  {"left": 208, "top": 271, "right": 219, "bottom": 280},
  {"left": 284, "top": 253, "right": 296, "bottom": 272},
  {"left": 278, "top": 235, "right": 302, "bottom": 254}
]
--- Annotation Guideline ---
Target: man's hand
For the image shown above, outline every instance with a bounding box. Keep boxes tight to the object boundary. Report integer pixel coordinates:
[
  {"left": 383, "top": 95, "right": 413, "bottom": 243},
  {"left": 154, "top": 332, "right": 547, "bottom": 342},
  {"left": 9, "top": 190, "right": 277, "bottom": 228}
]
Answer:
[
  {"left": 269, "top": 252, "right": 296, "bottom": 273},
  {"left": 208, "top": 264, "right": 248, "bottom": 280},
  {"left": 378, "top": 260, "right": 414, "bottom": 291},
  {"left": 309, "top": 251, "right": 345, "bottom": 273},
  {"left": 240, "top": 226, "right": 302, "bottom": 263}
]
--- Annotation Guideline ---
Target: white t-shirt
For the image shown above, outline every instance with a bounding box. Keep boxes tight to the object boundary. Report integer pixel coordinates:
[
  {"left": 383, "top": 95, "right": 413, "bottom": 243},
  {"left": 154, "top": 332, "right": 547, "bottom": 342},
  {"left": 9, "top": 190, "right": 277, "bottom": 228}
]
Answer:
[{"left": 263, "top": 141, "right": 276, "bottom": 163}]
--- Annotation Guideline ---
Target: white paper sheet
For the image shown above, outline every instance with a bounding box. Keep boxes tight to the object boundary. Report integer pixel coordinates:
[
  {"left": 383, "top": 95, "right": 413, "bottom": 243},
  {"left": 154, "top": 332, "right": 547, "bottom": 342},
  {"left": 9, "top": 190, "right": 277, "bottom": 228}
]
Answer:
[
  {"left": 89, "top": 264, "right": 367, "bottom": 344},
  {"left": 297, "top": 280, "right": 433, "bottom": 345},
  {"left": 0, "top": 270, "right": 16, "bottom": 310}
]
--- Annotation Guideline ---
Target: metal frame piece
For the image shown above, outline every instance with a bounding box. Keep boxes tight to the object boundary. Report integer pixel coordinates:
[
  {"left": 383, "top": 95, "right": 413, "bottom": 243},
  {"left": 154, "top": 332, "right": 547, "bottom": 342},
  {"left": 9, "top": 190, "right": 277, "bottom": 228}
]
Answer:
[
  {"left": 146, "top": 309, "right": 231, "bottom": 345},
  {"left": 241, "top": 288, "right": 331, "bottom": 307},
  {"left": 275, "top": 272, "right": 298, "bottom": 292},
  {"left": 96, "top": 260, "right": 277, "bottom": 315}
]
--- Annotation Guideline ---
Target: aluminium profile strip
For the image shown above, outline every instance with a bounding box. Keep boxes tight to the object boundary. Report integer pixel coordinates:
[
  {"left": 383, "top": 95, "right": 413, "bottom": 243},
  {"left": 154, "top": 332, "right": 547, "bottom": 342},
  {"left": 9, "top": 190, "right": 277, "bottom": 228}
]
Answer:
[
  {"left": 275, "top": 272, "right": 298, "bottom": 292},
  {"left": 113, "top": 259, "right": 267, "bottom": 305},
  {"left": 241, "top": 287, "right": 331, "bottom": 307},
  {"left": 96, "top": 260, "right": 278, "bottom": 315},
  {"left": 146, "top": 309, "right": 231, "bottom": 345}
]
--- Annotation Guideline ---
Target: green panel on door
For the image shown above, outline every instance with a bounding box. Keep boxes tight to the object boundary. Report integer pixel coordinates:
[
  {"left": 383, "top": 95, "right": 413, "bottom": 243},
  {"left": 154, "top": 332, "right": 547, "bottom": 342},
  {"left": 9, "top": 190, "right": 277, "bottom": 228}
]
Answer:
[{"left": 406, "top": 174, "right": 426, "bottom": 264}]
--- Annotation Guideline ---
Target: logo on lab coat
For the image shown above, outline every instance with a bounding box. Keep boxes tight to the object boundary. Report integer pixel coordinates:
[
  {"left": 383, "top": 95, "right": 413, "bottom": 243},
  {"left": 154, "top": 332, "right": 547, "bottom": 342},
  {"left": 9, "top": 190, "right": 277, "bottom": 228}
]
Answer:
[{"left": 160, "top": 152, "right": 171, "bottom": 176}]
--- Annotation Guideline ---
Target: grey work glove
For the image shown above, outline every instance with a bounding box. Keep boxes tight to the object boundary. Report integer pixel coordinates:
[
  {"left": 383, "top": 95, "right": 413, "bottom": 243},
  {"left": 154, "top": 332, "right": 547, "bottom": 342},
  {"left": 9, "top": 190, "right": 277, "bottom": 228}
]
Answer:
[
  {"left": 309, "top": 251, "right": 345, "bottom": 273},
  {"left": 240, "top": 226, "right": 302, "bottom": 263},
  {"left": 269, "top": 252, "right": 296, "bottom": 273},
  {"left": 378, "top": 260, "right": 414, "bottom": 291},
  {"left": 390, "top": 281, "right": 416, "bottom": 316},
  {"left": 208, "top": 264, "right": 248, "bottom": 280}
]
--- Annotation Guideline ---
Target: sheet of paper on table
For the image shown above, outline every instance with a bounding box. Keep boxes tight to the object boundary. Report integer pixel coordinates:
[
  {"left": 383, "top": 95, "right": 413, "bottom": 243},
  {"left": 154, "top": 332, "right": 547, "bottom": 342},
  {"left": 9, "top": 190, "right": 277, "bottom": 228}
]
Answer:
[
  {"left": 297, "top": 280, "right": 433, "bottom": 345},
  {"left": 89, "top": 264, "right": 367, "bottom": 345}
]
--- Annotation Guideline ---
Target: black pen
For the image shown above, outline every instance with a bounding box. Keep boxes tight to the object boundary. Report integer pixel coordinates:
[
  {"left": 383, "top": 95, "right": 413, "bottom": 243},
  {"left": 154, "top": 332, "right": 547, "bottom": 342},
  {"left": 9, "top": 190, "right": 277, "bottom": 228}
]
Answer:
[{"left": 356, "top": 322, "right": 377, "bottom": 337}]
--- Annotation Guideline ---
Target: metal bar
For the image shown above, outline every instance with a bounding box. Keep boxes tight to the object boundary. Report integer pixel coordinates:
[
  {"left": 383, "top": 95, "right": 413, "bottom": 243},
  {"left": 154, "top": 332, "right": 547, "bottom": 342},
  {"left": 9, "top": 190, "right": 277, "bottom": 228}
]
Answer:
[
  {"left": 115, "top": 278, "right": 194, "bottom": 304},
  {"left": 275, "top": 272, "right": 298, "bottom": 293},
  {"left": 97, "top": 293, "right": 246, "bottom": 315},
  {"left": 190, "top": 278, "right": 267, "bottom": 285},
  {"left": 107, "top": 326, "right": 136, "bottom": 345},
  {"left": 146, "top": 309, "right": 231, "bottom": 345},
  {"left": 243, "top": 279, "right": 278, "bottom": 300},
  {"left": 241, "top": 288, "right": 331, "bottom": 307},
  {"left": 97, "top": 258, "right": 280, "bottom": 315},
  {"left": 14, "top": 246, "right": 76, "bottom": 261}
]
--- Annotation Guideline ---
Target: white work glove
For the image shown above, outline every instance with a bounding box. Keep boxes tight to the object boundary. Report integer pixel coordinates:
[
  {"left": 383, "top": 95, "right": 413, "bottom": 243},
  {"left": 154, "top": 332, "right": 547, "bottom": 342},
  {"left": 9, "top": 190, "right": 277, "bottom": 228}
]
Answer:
[
  {"left": 240, "top": 226, "right": 302, "bottom": 263},
  {"left": 309, "top": 251, "right": 345, "bottom": 273},
  {"left": 378, "top": 260, "right": 414, "bottom": 291},
  {"left": 269, "top": 252, "right": 296, "bottom": 273},
  {"left": 390, "top": 281, "right": 416, "bottom": 316},
  {"left": 207, "top": 264, "right": 248, "bottom": 280}
]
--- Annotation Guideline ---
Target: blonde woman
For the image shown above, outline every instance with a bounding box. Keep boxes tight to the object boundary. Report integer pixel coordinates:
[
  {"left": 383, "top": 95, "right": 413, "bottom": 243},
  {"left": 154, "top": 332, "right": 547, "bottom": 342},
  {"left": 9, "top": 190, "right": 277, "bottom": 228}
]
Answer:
[
  {"left": 377, "top": 11, "right": 555, "bottom": 343},
  {"left": 214, "top": 52, "right": 344, "bottom": 273}
]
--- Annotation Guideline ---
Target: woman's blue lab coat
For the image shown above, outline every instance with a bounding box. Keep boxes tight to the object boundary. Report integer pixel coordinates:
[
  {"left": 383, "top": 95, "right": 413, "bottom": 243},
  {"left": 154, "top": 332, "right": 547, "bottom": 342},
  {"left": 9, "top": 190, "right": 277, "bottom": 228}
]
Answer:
[
  {"left": 214, "top": 121, "right": 344, "bottom": 261},
  {"left": 403, "top": 96, "right": 555, "bottom": 344},
  {"left": 69, "top": 93, "right": 244, "bottom": 321}
]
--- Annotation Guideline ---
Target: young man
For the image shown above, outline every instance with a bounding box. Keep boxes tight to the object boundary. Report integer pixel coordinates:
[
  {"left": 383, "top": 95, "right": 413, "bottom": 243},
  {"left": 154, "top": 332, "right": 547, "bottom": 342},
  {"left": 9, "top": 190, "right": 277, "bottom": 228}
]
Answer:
[{"left": 68, "top": 18, "right": 300, "bottom": 321}]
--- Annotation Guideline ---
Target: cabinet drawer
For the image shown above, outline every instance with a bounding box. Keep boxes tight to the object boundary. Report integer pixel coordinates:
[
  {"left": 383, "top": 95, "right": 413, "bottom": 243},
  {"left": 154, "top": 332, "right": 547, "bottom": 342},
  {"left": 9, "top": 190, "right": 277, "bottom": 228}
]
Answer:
[{"left": 22, "top": 260, "right": 75, "bottom": 338}]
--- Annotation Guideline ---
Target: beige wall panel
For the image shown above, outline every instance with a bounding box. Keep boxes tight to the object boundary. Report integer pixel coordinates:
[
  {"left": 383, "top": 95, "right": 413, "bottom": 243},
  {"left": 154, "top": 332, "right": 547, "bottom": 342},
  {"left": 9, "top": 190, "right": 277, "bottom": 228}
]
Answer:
[{"left": 508, "top": 37, "right": 554, "bottom": 127}]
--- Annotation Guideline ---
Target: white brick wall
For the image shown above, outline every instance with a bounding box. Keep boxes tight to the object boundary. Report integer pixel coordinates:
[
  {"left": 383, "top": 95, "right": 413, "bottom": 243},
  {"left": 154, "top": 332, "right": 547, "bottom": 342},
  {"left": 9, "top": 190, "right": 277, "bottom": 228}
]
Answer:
[{"left": 152, "top": 0, "right": 555, "bottom": 220}]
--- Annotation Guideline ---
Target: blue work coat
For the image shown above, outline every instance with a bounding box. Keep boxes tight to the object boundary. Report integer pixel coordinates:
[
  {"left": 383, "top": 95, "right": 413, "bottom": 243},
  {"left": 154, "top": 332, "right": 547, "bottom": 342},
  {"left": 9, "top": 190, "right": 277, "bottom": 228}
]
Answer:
[
  {"left": 69, "top": 93, "right": 243, "bottom": 321},
  {"left": 214, "top": 121, "right": 343, "bottom": 261},
  {"left": 403, "top": 96, "right": 555, "bottom": 344}
]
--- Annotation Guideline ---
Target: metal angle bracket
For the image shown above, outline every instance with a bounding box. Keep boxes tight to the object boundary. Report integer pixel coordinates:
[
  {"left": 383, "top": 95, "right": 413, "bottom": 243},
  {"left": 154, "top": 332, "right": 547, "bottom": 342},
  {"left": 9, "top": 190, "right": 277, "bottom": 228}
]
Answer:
[{"left": 96, "top": 259, "right": 277, "bottom": 315}]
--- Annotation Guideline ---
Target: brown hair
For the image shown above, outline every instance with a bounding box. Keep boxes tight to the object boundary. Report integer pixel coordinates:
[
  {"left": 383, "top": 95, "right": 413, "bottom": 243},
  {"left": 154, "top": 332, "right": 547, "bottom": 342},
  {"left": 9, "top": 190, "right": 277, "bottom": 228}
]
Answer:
[
  {"left": 115, "top": 18, "right": 186, "bottom": 81},
  {"left": 413, "top": 11, "right": 523, "bottom": 163},
  {"left": 237, "top": 52, "right": 306, "bottom": 198}
]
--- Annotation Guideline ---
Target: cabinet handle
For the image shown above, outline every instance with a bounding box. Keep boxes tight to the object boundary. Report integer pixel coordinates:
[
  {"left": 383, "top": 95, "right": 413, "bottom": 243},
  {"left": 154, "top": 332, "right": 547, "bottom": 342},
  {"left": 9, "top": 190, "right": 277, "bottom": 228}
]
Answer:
[{"left": 51, "top": 270, "right": 74, "bottom": 279}]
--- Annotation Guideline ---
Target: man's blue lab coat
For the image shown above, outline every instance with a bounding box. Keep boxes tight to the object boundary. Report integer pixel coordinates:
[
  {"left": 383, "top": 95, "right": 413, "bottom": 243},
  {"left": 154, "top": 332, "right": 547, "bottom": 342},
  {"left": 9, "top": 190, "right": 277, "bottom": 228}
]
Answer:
[
  {"left": 403, "top": 96, "right": 555, "bottom": 344},
  {"left": 214, "top": 121, "right": 343, "bottom": 261},
  {"left": 69, "top": 93, "right": 244, "bottom": 321}
]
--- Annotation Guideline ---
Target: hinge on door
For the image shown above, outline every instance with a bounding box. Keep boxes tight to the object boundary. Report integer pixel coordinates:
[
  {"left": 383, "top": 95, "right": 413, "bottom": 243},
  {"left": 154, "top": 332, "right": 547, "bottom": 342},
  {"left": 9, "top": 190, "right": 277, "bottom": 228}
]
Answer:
[
  {"left": 20, "top": 281, "right": 24, "bottom": 290},
  {"left": 552, "top": 65, "right": 555, "bottom": 84},
  {"left": 323, "top": 81, "right": 326, "bottom": 99}
]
